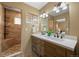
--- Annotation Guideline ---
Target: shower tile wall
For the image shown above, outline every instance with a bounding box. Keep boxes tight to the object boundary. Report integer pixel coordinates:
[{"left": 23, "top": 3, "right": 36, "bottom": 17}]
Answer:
[{"left": 2, "top": 8, "right": 21, "bottom": 51}]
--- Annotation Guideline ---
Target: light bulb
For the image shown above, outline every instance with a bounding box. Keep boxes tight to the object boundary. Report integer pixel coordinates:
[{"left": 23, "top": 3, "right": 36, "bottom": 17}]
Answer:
[
  {"left": 53, "top": 7, "right": 57, "bottom": 11},
  {"left": 40, "top": 14, "right": 43, "bottom": 18},
  {"left": 60, "top": 2, "right": 66, "bottom": 8},
  {"left": 43, "top": 13, "right": 46, "bottom": 16},
  {"left": 60, "top": 2, "right": 68, "bottom": 10},
  {"left": 42, "top": 15, "right": 45, "bottom": 18},
  {"left": 46, "top": 14, "right": 48, "bottom": 17},
  {"left": 62, "top": 5, "right": 67, "bottom": 10},
  {"left": 56, "top": 9, "right": 60, "bottom": 13}
]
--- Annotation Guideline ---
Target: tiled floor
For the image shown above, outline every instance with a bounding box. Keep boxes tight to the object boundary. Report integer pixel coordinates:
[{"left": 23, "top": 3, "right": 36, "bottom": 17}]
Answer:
[{"left": 1, "top": 44, "right": 21, "bottom": 57}]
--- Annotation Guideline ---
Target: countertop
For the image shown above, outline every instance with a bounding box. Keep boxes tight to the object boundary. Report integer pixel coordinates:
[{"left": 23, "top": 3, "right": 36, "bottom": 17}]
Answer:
[{"left": 32, "top": 33, "right": 78, "bottom": 51}]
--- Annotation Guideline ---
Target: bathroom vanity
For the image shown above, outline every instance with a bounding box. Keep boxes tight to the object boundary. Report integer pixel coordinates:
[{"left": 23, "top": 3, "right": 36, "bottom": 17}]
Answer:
[{"left": 31, "top": 33, "right": 77, "bottom": 57}]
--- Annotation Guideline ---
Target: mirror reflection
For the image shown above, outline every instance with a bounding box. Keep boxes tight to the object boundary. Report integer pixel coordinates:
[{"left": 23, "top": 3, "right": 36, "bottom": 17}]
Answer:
[{"left": 48, "top": 2, "right": 69, "bottom": 34}]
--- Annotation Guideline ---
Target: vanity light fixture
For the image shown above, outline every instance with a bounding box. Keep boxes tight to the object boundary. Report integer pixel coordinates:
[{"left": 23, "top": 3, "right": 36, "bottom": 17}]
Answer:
[
  {"left": 53, "top": 2, "right": 68, "bottom": 13},
  {"left": 60, "top": 2, "right": 68, "bottom": 10},
  {"left": 60, "top": 2, "right": 66, "bottom": 8}
]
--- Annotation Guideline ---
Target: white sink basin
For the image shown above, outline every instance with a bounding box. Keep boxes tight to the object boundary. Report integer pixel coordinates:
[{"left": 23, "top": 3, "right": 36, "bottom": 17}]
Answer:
[{"left": 41, "top": 34, "right": 64, "bottom": 41}]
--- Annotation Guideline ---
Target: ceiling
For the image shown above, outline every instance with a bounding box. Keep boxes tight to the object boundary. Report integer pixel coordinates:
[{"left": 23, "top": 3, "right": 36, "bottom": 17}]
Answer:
[{"left": 24, "top": 2, "right": 48, "bottom": 10}]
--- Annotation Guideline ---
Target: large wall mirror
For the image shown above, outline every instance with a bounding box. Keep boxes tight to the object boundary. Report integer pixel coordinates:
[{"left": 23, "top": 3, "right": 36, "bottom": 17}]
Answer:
[{"left": 48, "top": 2, "right": 70, "bottom": 34}]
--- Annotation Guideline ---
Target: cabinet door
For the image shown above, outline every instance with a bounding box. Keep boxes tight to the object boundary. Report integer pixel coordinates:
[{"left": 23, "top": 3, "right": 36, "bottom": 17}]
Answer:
[
  {"left": 55, "top": 45, "right": 65, "bottom": 57},
  {"left": 76, "top": 41, "right": 79, "bottom": 56},
  {"left": 66, "top": 49, "right": 75, "bottom": 57},
  {"left": 39, "top": 39, "right": 45, "bottom": 57},
  {"left": 44, "top": 41, "right": 57, "bottom": 57},
  {"left": 44, "top": 40, "right": 65, "bottom": 57},
  {"left": 31, "top": 36, "right": 40, "bottom": 56},
  {"left": 44, "top": 45, "right": 57, "bottom": 57},
  {"left": 31, "top": 36, "right": 45, "bottom": 57}
]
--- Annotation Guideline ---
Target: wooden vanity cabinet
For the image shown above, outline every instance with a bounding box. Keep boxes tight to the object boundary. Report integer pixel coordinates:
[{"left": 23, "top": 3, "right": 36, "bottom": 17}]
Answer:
[{"left": 31, "top": 36, "right": 76, "bottom": 57}]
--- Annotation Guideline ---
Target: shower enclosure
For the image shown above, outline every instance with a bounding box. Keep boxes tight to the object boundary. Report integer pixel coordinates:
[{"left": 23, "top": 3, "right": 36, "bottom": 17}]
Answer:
[{"left": 0, "top": 6, "right": 22, "bottom": 56}]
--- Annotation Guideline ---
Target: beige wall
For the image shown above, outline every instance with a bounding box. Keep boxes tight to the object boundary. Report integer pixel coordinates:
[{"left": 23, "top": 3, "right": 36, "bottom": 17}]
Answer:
[
  {"left": 69, "top": 3, "right": 79, "bottom": 39},
  {"left": 0, "top": 2, "right": 39, "bottom": 56},
  {"left": 69, "top": 3, "right": 79, "bottom": 55}
]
